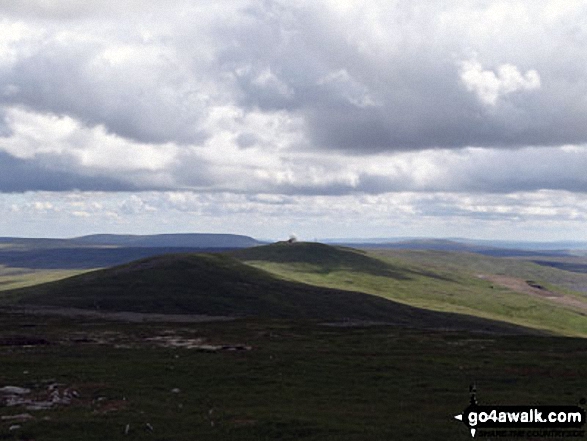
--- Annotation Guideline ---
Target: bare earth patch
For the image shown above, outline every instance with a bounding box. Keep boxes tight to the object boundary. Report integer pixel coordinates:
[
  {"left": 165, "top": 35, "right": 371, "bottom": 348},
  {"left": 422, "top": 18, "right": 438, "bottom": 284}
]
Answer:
[
  {"left": 478, "top": 274, "right": 587, "bottom": 313},
  {"left": 145, "top": 335, "right": 252, "bottom": 352},
  {"left": 0, "top": 383, "right": 79, "bottom": 411}
]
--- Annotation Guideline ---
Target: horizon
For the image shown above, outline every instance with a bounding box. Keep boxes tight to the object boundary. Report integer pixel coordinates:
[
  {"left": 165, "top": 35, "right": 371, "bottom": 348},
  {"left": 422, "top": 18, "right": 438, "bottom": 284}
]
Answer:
[
  {"left": 2, "top": 231, "right": 587, "bottom": 247},
  {"left": 1, "top": 2, "right": 587, "bottom": 241}
]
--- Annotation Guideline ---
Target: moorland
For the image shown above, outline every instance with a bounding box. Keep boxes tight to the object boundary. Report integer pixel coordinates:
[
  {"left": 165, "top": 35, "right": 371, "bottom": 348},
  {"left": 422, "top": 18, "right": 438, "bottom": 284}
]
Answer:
[{"left": 1, "top": 234, "right": 586, "bottom": 440}]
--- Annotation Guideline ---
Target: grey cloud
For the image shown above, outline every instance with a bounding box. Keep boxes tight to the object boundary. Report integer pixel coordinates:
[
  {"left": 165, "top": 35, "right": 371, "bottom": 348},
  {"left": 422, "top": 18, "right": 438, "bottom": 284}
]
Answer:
[
  {"left": 221, "top": 1, "right": 587, "bottom": 152},
  {"left": 169, "top": 152, "right": 220, "bottom": 189},
  {"left": 257, "top": 146, "right": 587, "bottom": 197},
  {"left": 453, "top": 148, "right": 587, "bottom": 193},
  {"left": 0, "top": 33, "right": 209, "bottom": 146},
  {"left": 246, "top": 194, "right": 294, "bottom": 205},
  {"left": 235, "top": 132, "right": 259, "bottom": 149},
  {"left": 0, "top": 1, "right": 91, "bottom": 20},
  {"left": 0, "top": 151, "right": 139, "bottom": 192},
  {"left": 0, "top": 0, "right": 157, "bottom": 20},
  {"left": 356, "top": 148, "right": 587, "bottom": 194},
  {"left": 0, "top": 111, "right": 11, "bottom": 137},
  {"left": 4, "top": 1, "right": 587, "bottom": 152},
  {"left": 2, "top": 1, "right": 587, "bottom": 197}
]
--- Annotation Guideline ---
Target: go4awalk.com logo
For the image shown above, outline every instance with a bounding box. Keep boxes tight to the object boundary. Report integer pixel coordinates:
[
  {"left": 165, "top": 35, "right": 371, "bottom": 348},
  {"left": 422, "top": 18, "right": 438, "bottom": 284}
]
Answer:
[{"left": 454, "top": 386, "right": 586, "bottom": 438}]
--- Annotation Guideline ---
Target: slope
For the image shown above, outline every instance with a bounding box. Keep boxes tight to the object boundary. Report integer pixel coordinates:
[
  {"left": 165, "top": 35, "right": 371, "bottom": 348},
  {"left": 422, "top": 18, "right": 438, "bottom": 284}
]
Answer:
[
  {"left": 2, "top": 252, "right": 537, "bottom": 334},
  {"left": 233, "top": 242, "right": 587, "bottom": 336}
]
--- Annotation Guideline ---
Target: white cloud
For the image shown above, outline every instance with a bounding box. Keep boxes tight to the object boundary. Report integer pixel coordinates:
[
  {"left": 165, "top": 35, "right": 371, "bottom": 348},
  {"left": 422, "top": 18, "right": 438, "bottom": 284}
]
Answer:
[
  {"left": 3, "top": 103, "right": 587, "bottom": 196},
  {"left": 0, "top": 0, "right": 586, "bottom": 240},
  {"left": 1, "top": 107, "right": 178, "bottom": 172},
  {"left": 460, "top": 59, "right": 541, "bottom": 106},
  {"left": 2, "top": 190, "right": 587, "bottom": 240}
]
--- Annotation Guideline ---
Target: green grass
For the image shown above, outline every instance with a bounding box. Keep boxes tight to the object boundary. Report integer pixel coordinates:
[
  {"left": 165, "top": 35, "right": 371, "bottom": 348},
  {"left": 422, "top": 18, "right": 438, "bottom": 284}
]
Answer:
[
  {"left": 233, "top": 243, "right": 587, "bottom": 337},
  {"left": 1, "top": 253, "right": 539, "bottom": 335},
  {"left": 1, "top": 244, "right": 586, "bottom": 439},
  {"left": 0, "top": 314, "right": 585, "bottom": 441},
  {"left": 369, "top": 249, "right": 587, "bottom": 295},
  {"left": 3, "top": 243, "right": 587, "bottom": 336},
  {"left": 0, "top": 267, "right": 87, "bottom": 295}
]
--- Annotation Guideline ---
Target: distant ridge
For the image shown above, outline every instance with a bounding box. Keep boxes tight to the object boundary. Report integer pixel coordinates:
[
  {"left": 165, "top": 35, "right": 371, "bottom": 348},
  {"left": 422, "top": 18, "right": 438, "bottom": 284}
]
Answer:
[
  {"left": 321, "top": 237, "right": 587, "bottom": 251},
  {"left": 72, "top": 233, "right": 263, "bottom": 248},
  {"left": 326, "top": 238, "right": 581, "bottom": 257},
  {"left": 0, "top": 233, "right": 264, "bottom": 269},
  {"left": 0, "top": 233, "right": 263, "bottom": 249}
]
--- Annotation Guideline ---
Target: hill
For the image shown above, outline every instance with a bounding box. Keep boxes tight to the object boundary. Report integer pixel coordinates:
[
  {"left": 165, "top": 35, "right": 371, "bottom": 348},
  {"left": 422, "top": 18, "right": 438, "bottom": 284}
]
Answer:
[
  {"left": 233, "top": 242, "right": 587, "bottom": 336},
  {"left": 0, "top": 233, "right": 262, "bottom": 249},
  {"left": 0, "top": 233, "right": 264, "bottom": 269},
  {"left": 232, "top": 241, "right": 435, "bottom": 279},
  {"left": 323, "top": 237, "right": 587, "bottom": 256},
  {"left": 338, "top": 238, "right": 568, "bottom": 257},
  {"left": 2, "top": 252, "right": 538, "bottom": 334},
  {"left": 3, "top": 241, "right": 586, "bottom": 335},
  {"left": 71, "top": 233, "right": 263, "bottom": 248},
  {"left": 0, "top": 247, "right": 237, "bottom": 270}
]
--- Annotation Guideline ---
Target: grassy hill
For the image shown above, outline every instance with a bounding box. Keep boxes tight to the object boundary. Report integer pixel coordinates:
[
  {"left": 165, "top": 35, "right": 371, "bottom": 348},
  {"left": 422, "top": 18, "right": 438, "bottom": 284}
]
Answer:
[
  {"left": 368, "top": 249, "right": 587, "bottom": 294},
  {"left": 232, "top": 241, "right": 443, "bottom": 279},
  {"left": 2, "top": 241, "right": 587, "bottom": 335},
  {"left": 1, "top": 252, "right": 539, "bottom": 334},
  {"left": 233, "top": 242, "right": 587, "bottom": 337}
]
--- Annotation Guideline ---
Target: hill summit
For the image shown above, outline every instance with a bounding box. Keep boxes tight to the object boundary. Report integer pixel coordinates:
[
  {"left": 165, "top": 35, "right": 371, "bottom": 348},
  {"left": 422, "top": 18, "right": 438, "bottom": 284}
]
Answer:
[
  {"left": 232, "top": 241, "right": 443, "bottom": 280},
  {"left": 4, "top": 248, "right": 536, "bottom": 333},
  {"left": 7, "top": 252, "right": 407, "bottom": 319}
]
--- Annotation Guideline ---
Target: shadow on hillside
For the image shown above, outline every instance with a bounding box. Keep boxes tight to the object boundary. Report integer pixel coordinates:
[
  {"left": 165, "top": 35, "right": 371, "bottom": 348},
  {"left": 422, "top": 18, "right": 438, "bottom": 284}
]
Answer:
[
  {"left": 531, "top": 260, "right": 587, "bottom": 274},
  {"left": 6, "top": 254, "right": 538, "bottom": 335},
  {"left": 0, "top": 247, "right": 238, "bottom": 270}
]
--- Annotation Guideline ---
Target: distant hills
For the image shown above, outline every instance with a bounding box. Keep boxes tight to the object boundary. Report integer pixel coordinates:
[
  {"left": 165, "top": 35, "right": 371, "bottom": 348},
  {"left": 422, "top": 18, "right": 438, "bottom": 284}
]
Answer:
[
  {"left": 0, "top": 233, "right": 263, "bottom": 249},
  {"left": 324, "top": 238, "right": 587, "bottom": 257},
  {"left": 0, "top": 233, "right": 264, "bottom": 269},
  {"left": 72, "top": 233, "right": 263, "bottom": 248},
  {"left": 1, "top": 233, "right": 586, "bottom": 270},
  {"left": 4, "top": 244, "right": 538, "bottom": 334}
]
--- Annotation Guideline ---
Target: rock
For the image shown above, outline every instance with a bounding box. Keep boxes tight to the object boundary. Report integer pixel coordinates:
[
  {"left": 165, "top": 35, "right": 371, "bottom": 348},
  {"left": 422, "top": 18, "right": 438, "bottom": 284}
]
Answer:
[
  {"left": 1, "top": 414, "right": 34, "bottom": 422},
  {"left": 0, "top": 386, "right": 31, "bottom": 395}
]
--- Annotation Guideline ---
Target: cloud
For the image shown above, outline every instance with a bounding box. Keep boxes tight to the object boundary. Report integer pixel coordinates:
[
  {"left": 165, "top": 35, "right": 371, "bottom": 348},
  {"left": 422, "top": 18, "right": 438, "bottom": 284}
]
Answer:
[
  {"left": 218, "top": 0, "right": 587, "bottom": 151},
  {"left": 0, "top": 150, "right": 138, "bottom": 192},
  {"left": 349, "top": 147, "right": 587, "bottom": 194},
  {"left": 3, "top": 190, "right": 587, "bottom": 240},
  {"left": 0, "top": 0, "right": 584, "bottom": 155},
  {"left": 1, "top": 0, "right": 587, "bottom": 202},
  {"left": 2, "top": 105, "right": 587, "bottom": 196},
  {"left": 460, "top": 60, "right": 541, "bottom": 106},
  {"left": 0, "top": 36, "right": 211, "bottom": 145}
]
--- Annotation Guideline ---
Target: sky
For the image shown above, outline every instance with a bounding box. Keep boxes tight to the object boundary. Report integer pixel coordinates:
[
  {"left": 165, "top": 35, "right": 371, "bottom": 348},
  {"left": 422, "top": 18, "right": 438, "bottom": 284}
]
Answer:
[{"left": 1, "top": 0, "right": 587, "bottom": 241}]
